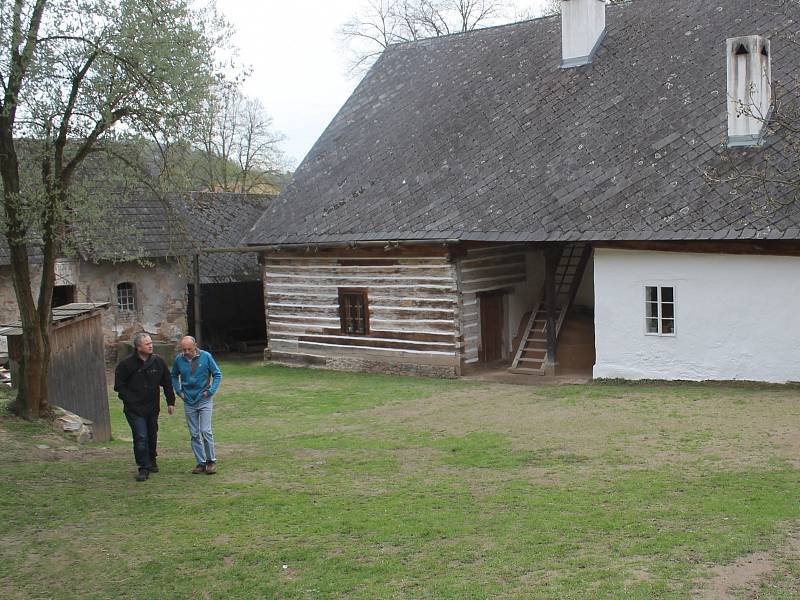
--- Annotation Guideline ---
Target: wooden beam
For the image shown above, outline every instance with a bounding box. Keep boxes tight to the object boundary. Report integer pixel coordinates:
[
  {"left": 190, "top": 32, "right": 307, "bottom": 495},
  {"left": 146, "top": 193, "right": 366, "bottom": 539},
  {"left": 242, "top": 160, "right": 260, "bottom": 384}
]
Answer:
[
  {"left": 193, "top": 254, "right": 203, "bottom": 348},
  {"left": 544, "top": 244, "right": 563, "bottom": 371}
]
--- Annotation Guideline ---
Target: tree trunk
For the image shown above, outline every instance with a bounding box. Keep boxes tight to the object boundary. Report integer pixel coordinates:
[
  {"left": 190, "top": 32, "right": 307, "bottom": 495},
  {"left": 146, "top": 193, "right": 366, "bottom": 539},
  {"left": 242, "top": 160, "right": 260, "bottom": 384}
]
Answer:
[
  {"left": 0, "top": 123, "right": 52, "bottom": 419},
  {"left": 5, "top": 235, "right": 52, "bottom": 419}
]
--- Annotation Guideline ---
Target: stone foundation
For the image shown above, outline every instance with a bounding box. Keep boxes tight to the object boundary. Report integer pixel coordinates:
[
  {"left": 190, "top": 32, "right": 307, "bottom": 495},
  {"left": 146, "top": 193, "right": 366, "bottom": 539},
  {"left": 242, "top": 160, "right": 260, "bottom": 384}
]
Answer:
[{"left": 268, "top": 350, "right": 459, "bottom": 379}]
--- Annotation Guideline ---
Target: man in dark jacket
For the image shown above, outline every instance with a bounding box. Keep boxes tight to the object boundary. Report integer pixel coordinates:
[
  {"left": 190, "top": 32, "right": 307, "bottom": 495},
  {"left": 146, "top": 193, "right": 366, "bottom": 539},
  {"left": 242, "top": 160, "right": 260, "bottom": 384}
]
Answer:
[{"left": 114, "top": 332, "right": 176, "bottom": 481}]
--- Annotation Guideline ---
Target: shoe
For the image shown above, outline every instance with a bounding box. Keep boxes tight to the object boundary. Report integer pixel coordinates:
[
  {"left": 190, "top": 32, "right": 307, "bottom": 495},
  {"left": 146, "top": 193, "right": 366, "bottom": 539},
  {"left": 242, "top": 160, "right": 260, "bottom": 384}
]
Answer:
[
  {"left": 205, "top": 461, "right": 217, "bottom": 475},
  {"left": 149, "top": 461, "right": 159, "bottom": 473},
  {"left": 191, "top": 463, "right": 206, "bottom": 474},
  {"left": 136, "top": 468, "right": 149, "bottom": 481}
]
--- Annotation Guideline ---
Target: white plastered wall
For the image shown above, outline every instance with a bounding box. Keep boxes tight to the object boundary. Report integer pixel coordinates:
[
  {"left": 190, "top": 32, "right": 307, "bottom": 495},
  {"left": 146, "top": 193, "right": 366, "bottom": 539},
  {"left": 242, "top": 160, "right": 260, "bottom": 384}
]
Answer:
[{"left": 593, "top": 248, "right": 800, "bottom": 383}]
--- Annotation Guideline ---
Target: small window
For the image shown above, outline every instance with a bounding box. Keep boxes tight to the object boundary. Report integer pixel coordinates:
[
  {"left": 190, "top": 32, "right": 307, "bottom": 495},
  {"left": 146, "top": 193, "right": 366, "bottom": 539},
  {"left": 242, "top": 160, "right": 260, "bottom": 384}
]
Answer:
[
  {"left": 52, "top": 285, "right": 75, "bottom": 308},
  {"left": 117, "top": 282, "right": 136, "bottom": 312},
  {"left": 338, "top": 289, "right": 369, "bottom": 335},
  {"left": 645, "top": 286, "right": 675, "bottom": 336}
]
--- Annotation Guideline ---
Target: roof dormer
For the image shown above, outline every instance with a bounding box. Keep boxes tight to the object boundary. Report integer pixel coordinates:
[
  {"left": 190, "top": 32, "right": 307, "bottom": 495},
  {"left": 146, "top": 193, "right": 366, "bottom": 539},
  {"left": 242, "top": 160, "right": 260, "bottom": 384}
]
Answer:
[{"left": 726, "top": 35, "right": 772, "bottom": 147}]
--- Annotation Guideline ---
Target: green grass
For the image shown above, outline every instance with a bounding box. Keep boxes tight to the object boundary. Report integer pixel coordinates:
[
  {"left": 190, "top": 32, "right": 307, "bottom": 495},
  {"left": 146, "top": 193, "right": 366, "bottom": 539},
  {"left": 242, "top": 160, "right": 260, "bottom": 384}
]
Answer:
[{"left": 1, "top": 362, "right": 800, "bottom": 599}]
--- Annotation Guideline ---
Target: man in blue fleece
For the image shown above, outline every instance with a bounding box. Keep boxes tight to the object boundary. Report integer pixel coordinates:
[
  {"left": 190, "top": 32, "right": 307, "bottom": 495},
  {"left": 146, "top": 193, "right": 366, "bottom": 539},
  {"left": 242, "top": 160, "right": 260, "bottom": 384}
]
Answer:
[{"left": 171, "top": 336, "right": 222, "bottom": 474}]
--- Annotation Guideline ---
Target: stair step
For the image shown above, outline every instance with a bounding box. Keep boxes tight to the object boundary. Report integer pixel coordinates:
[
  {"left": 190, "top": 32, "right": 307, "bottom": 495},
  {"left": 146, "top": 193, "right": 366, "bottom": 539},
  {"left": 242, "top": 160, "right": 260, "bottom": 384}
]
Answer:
[
  {"left": 519, "top": 358, "right": 544, "bottom": 363},
  {"left": 508, "top": 367, "right": 546, "bottom": 375}
]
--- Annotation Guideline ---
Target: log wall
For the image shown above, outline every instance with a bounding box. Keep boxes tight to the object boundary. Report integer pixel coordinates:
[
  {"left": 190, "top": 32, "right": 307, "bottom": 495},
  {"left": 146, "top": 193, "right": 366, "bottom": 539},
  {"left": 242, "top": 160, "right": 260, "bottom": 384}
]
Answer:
[
  {"left": 263, "top": 250, "right": 461, "bottom": 377},
  {"left": 455, "top": 245, "right": 528, "bottom": 366}
]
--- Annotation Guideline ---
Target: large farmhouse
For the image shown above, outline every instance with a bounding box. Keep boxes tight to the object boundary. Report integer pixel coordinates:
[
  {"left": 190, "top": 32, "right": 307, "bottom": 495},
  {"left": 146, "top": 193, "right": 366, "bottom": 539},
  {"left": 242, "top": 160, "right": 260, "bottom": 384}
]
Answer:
[
  {"left": 0, "top": 192, "right": 272, "bottom": 359},
  {"left": 245, "top": 0, "right": 800, "bottom": 383}
]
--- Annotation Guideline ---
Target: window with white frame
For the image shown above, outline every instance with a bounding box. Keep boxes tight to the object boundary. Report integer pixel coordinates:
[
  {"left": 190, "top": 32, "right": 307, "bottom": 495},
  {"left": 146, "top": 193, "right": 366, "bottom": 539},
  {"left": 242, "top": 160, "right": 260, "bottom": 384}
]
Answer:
[
  {"left": 645, "top": 286, "right": 675, "bottom": 335},
  {"left": 117, "top": 282, "right": 137, "bottom": 312}
]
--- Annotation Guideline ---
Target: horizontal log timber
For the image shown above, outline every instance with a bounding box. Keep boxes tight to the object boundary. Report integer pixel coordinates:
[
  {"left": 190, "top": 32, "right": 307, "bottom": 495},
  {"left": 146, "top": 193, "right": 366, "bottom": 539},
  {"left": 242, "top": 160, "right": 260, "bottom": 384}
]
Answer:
[
  {"left": 457, "top": 243, "right": 530, "bottom": 259},
  {"left": 593, "top": 240, "right": 800, "bottom": 256},
  {"left": 268, "top": 305, "right": 455, "bottom": 321},
  {"left": 458, "top": 255, "right": 526, "bottom": 270},
  {"left": 269, "top": 350, "right": 458, "bottom": 369},
  {"left": 265, "top": 264, "right": 453, "bottom": 274},
  {"left": 266, "top": 287, "right": 459, "bottom": 299},
  {"left": 263, "top": 245, "right": 451, "bottom": 259},
  {"left": 295, "top": 335, "right": 457, "bottom": 352},
  {"left": 461, "top": 276, "right": 525, "bottom": 294},
  {"left": 265, "top": 274, "right": 455, "bottom": 287},
  {"left": 266, "top": 293, "right": 458, "bottom": 309},
  {"left": 320, "top": 328, "right": 458, "bottom": 343},
  {"left": 270, "top": 321, "right": 456, "bottom": 337},
  {"left": 270, "top": 337, "right": 458, "bottom": 359},
  {"left": 267, "top": 282, "right": 458, "bottom": 292}
]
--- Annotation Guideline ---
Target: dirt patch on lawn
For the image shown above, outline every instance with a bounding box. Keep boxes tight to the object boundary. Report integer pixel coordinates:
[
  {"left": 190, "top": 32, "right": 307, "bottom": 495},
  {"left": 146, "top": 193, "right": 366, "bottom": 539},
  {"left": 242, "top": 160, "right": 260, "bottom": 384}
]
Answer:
[
  {"left": 695, "top": 551, "right": 774, "bottom": 599},
  {"left": 693, "top": 527, "right": 800, "bottom": 599}
]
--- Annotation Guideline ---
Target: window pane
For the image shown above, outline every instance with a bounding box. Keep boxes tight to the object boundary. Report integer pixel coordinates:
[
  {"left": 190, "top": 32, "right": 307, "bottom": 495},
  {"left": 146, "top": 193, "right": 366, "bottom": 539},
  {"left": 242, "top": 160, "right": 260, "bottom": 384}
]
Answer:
[
  {"left": 339, "top": 291, "right": 368, "bottom": 335},
  {"left": 646, "top": 286, "right": 658, "bottom": 302},
  {"left": 662, "top": 303, "right": 674, "bottom": 319},
  {"left": 117, "top": 282, "right": 135, "bottom": 311},
  {"left": 646, "top": 318, "right": 659, "bottom": 333},
  {"left": 646, "top": 301, "right": 659, "bottom": 319},
  {"left": 662, "top": 319, "right": 675, "bottom": 334},
  {"left": 661, "top": 287, "right": 674, "bottom": 303}
]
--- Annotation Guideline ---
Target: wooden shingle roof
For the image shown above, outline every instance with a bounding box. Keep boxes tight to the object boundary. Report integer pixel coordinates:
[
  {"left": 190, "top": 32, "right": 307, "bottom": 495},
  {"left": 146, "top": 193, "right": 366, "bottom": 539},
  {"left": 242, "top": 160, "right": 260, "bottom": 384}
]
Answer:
[{"left": 246, "top": 0, "right": 800, "bottom": 245}]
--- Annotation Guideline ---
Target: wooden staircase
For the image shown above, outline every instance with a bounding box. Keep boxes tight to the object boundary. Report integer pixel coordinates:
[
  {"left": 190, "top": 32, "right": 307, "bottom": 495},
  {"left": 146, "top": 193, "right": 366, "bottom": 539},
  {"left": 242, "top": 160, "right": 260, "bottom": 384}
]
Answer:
[{"left": 509, "top": 243, "right": 591, "bottom": 375}]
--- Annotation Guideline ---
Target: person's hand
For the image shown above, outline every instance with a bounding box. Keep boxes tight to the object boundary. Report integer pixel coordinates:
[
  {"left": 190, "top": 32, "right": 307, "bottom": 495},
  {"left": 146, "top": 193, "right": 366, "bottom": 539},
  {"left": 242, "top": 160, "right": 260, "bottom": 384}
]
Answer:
[
  {"left": 168, "top": 405, "right": 175, "bottom": 415},
  {"left": 203, "top": 390, "right": 209, "bottom": 399}
]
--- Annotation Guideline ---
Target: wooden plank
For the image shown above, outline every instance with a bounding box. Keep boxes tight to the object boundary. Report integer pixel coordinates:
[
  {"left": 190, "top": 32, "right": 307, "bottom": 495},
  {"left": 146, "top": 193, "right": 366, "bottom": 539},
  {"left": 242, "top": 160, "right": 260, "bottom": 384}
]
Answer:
[
  {"left": 263, "top": 245, "right": 450, "bottom": 259},
  {"left": 266, "top": 264, "right": 454, "bottom": 273},
  {"left": 267, "top": 282, "right": 458, "bottom": 292},
  {"left": 320, "top": 328, "right": 457, "bottom": 343},
  {"left": 461, "top": 275, "right": 526, "bottom": 294},
  {"left": 296, "top": 335, "right": 457, "bottom": 353},
  {"left": 459, "top": 257, "right": 526, "bottom": 272},
  {"left": 292, "top": 341, "right": 459, "bottom": 364},
  {"left": 593, "top": 240, "right": 800, "bottom": 256}
]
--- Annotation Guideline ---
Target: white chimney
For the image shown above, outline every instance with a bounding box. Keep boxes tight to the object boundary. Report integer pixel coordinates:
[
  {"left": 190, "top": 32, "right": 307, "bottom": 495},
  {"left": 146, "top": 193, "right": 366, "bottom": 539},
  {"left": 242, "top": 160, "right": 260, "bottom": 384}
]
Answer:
[
  {"left": 561, "top": 0, "right": 607, "bottom": 68},
  {"left": 726, "top": 35, "right": 772, "bottom": 147}
]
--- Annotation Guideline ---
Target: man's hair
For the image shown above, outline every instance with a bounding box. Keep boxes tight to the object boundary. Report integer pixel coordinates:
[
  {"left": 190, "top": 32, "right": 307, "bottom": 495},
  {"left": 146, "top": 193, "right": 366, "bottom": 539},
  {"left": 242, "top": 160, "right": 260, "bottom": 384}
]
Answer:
[{"left": 132, "top": 332, "right": 151, "bottom": 350}]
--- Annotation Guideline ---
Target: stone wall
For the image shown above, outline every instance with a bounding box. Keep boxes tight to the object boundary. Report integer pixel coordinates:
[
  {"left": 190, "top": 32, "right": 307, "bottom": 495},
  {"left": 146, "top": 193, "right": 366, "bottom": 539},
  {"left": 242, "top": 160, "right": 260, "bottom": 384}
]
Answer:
[
  {"left": 78, "top": 259, "right": 187, "bottom": 360},
  {"left": 0, "top": 258, "right": 188, "bottom": 361}
]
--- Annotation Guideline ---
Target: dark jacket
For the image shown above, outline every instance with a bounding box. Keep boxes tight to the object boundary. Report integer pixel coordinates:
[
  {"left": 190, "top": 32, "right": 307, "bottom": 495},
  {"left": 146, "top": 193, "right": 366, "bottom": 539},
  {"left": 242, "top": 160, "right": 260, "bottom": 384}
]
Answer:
[{"left": 114, "top": 352, "right": 176, "bottom": 417}]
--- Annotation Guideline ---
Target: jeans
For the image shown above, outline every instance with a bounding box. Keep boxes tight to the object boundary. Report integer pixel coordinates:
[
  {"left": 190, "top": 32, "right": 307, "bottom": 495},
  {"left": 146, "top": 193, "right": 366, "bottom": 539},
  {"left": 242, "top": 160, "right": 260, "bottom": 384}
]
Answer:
[
  {"left": 124, "top": 411, "right": 158, "bottom": 470},
  {"left": 184, "top": 397, "right": 216, "bottom": 464}
]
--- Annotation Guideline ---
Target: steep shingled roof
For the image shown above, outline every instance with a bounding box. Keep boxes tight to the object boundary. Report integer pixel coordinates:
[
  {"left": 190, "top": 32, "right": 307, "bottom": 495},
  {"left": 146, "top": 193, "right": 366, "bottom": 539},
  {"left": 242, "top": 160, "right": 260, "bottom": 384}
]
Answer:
[
  {"left": 177, "top": 192, "right": 272, "bottom": 283},
  {"left": 246, "top": 0, "right": 800, "bottom": 245},
  {"left": 0, "top": 193, "right": 272, "bottom": 280}
]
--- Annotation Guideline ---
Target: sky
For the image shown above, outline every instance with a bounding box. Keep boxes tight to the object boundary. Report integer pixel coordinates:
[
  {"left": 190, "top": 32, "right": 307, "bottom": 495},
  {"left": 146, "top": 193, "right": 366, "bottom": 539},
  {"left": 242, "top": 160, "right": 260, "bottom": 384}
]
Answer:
[{"left": 217, "top": 1, "right": 550, "bottom": 169}]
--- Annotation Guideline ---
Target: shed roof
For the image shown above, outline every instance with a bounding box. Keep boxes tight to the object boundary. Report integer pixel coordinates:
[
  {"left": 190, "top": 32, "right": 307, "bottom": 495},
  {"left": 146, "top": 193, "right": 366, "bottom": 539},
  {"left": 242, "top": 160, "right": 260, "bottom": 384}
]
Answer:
[
  {"left": 0, "top": 302, "right": 110, "bottom": 336},
  {"left": 0, "top": 192, "right": 273, "bottom": 281},
  {"left": 246, "top": 0, "right": 800, "bottom": 246},
  {"left": 176, "top": 193, "right": 273, "bottom": 283}
]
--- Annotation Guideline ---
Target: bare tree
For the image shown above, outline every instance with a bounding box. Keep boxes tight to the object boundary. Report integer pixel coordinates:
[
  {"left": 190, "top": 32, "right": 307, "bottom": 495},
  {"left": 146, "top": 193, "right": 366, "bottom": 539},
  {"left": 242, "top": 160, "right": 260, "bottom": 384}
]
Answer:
[
  {"left": 706, "top": 80, "right": 800, "bottom": 213},
  {"left": 340, "top": 0, "right": 516, "bottom": 75},
  {"left": 182, "top": 84, "right": 286, "bottom": 193}
]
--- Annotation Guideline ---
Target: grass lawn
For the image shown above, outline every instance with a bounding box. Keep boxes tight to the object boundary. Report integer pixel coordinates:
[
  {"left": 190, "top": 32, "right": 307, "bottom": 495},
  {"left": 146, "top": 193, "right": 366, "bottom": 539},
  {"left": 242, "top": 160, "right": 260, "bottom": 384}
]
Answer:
[{"left": 2, "top": 361, "right": 800, "bottom": 599}]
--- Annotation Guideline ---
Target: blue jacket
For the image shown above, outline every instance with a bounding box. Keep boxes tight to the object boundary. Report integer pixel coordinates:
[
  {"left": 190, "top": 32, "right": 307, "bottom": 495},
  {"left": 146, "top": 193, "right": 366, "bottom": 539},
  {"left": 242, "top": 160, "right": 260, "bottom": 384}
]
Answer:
[{"left": 171, "top": 350, "right": 222, "bottom": 404}]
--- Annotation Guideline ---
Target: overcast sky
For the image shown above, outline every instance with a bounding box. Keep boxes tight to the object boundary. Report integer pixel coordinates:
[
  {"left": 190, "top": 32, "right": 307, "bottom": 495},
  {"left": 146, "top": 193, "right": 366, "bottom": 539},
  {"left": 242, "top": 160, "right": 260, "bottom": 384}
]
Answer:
[{"left": 218, "top": 1, "right": 549, "bottom": 168}]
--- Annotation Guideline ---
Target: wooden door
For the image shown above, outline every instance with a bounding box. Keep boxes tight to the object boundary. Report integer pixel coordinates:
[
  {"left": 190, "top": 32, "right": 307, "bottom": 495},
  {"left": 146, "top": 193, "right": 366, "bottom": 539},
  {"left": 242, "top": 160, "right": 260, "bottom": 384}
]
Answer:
[{"left": 479, "top": 292, "right": 504, "bottom": 363}]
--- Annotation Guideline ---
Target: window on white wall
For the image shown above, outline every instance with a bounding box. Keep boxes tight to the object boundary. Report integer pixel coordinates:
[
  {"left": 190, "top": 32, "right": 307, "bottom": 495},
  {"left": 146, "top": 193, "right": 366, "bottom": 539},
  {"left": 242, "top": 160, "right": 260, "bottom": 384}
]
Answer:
[
  {"left": 645, "top": 286, "right": 675, "bottom": 335},
  {"left": 117, "top": 282, "right": 137, "bottom": 312}
]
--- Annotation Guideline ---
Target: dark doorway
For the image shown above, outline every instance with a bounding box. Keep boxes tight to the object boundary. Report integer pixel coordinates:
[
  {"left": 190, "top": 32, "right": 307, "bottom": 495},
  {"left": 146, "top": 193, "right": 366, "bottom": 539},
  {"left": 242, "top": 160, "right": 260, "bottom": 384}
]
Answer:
[
  {"left": 52, "top": 285, "right": 75, "bottom": 307},
  {"left": 479, "top": 291, "right": 504, "bottom": 363},
  {"left": 187, "top": 281, "right": 266, "bottom": 352}
]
